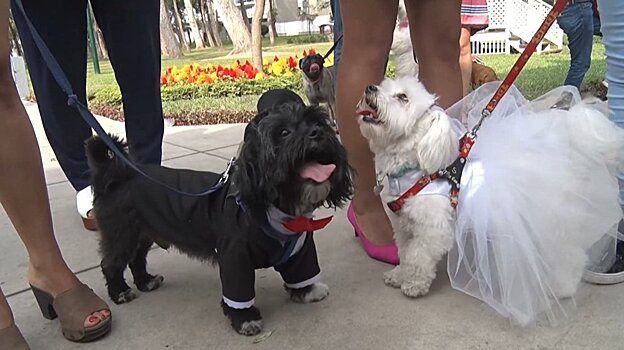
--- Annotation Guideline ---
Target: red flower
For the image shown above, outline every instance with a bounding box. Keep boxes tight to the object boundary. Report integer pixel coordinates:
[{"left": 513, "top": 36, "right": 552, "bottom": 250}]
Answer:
[
  {"left": 309, "top": 48, "right": 316, "bottom": 55},
  {"left": 288, "top": 57, "right": 298, "bottom": 69}
]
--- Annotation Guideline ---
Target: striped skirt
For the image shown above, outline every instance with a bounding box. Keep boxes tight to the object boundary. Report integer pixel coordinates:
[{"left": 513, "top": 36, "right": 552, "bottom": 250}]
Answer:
[{"left": 461, "top": 0, "right": 490, "bottom": 33}]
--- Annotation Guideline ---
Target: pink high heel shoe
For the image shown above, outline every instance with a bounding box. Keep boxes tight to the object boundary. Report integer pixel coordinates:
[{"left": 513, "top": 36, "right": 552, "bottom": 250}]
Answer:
[{"left": 347, "top": 203, "right": 399, "bottom": 265}]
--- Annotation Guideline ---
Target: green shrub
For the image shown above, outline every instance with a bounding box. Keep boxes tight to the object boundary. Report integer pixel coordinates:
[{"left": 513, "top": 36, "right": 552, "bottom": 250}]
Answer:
[
  {"left": 261, "top": 24, "right": 269, "bottom": 37},
  {"left": 286, "top": 34, "right": 331, "bottom": 44},
  {"left": 92, "top": 86, "right": 122, "bottom": 106},
  {"left": 91, "top": 75, "right": 303, "bottom": 107}
]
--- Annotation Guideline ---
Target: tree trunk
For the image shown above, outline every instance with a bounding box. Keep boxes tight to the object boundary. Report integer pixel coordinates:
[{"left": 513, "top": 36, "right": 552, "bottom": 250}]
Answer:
[
  {"left": 251, "top": 0, "right": 265, "bottom": 71},
  {"left": 239, "top": 0, "right": 251, "bottom": 31},
  {"left": 8, "top": 10, "right": 23, "bottom": 56},
  {"left": 172, "top": 0, "right": 190, "bottom": 51},
  {"left": 92, "top": 16, "right": 109, "bottom": 60},
  {"left": 214, "top": 0, "right": 251, "bottom": 55},
  {"left": 267, "top": 0, "right": 277, "bottom": 45},
  {"left": 184, "top": 0, "right": 205, "bottom": 49},
  {"left": 160, "top": 0, "right": 184, "bottom": 58},
  {"left": 200, "top": 0, "right": 216, "bottom": 47},
  {"left": 206, "top": 0, "right": 223, "bottom": 46}
]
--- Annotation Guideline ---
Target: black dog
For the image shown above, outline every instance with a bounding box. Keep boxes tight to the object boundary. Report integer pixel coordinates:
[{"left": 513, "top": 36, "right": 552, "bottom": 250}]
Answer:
[
  {"left": 86, "top": 92, "right": 352, "bottom": 336},
  {"left": 299, "top": 54, "right": 337, "bottom": 129}
]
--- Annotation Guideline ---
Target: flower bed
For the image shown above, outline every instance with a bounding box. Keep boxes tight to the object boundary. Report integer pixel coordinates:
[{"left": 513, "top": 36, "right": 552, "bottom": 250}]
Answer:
[{"left": 160, "top": 48, "right": 332, "bottom": 86}]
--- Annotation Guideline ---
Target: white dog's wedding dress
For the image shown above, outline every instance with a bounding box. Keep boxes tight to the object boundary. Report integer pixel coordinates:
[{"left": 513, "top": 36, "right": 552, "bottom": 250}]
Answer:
[{"left": 445, "top": 83, "right": 624, "bottom": 326}]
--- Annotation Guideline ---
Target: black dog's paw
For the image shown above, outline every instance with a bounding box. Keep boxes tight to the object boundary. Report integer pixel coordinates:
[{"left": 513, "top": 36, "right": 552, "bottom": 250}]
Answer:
[
  {"left": 110, "top": 288, "right": 138, "bottom": 304},
  {"left": 285, "top": 282, "right": 329, "bottom": 304},
  {"left": 136, "top": 274, "right": 164, "bottom": 292},
  {"left": 220, "top": 301, "right": 263, "bottom": 336}
]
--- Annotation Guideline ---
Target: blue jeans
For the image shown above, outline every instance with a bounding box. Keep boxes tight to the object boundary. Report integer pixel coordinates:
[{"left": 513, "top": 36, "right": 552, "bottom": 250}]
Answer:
[
  {"left": 597, "top": 0, "right": 624, "bottom": 207},
  {"left": 557, "top": 1, "right": 598, "bottom": 90}
]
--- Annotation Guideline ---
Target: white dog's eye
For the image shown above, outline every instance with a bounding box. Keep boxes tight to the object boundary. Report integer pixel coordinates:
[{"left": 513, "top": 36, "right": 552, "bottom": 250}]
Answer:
[{"left": 395, "top": 93, "right": 408, "bottom": 103}]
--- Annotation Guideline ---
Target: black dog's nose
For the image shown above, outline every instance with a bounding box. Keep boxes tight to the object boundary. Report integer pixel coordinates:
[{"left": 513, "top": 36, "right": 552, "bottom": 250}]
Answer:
[
  {"left": 308, "top": 126, "right": 321, "bottom": 139},
  {"left": 366, "top": 85, "right": 378, "bottom": 93}
]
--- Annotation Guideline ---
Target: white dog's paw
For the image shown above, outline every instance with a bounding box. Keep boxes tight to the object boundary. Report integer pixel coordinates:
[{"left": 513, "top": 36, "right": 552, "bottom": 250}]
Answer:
[
  {"left": 288, "top": 283, "right": 329, "bottom": 303},
  {"left": 400, "top": 280, "right": 431, "bottom": 298},
  {"left": 552, "top": 278, "right": 580, "bottom": 299},
  {"left": 383, "top": 266, "right": 403, "bottom": 288}
]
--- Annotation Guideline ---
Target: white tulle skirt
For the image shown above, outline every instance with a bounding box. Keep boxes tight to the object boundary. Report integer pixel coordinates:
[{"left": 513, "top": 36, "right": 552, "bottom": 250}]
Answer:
[{"left": 445, "top": 83, "right": 624, "bottom": 326}]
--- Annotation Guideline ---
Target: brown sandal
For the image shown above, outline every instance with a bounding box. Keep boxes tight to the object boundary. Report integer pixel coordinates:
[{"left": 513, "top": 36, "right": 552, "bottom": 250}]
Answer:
[
  {"left": 0, "top": 324, "right": 30, "bottom": 350},
  {"left": 30, "top": 284, "right": 112, "bottom": 342},
  {"left": 82, "top": 211, "right": 99, "bottom": 231}
]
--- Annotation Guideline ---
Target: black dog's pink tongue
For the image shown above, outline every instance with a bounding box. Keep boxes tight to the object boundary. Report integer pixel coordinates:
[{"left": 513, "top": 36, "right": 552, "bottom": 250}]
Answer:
[
  {"left": 310, "top": 63, "right": 320, "bottom": 73},
  {"left": 300, "top": 162, "right": 336, "bottom": 183}
]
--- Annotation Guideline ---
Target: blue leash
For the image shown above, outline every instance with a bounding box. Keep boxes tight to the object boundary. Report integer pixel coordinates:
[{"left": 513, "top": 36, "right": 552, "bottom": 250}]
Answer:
[{"left": 14, "top": 0, "right": 231, "bottom": 197}]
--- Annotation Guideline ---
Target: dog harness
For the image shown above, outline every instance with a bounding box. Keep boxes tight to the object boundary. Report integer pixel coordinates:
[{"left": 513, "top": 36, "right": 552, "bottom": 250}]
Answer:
[{"left": 386, "top": 133, "right": 474, "bottom": 212}]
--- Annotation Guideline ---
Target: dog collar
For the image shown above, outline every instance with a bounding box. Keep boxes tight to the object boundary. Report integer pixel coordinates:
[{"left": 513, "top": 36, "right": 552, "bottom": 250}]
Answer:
[{"left": 266, "top": 206, "right": 333, "bottom": 234}]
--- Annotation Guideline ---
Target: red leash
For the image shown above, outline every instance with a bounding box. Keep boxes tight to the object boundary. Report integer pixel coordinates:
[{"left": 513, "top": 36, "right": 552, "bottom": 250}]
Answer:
[{"left": 388, "top": 0, "right": 569, "bottom": 213}]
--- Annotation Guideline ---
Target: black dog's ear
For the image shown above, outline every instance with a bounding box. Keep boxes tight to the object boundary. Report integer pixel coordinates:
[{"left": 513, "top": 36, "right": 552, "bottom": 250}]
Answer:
[
  {"left": 243, "top": 110, "right": 268, "bottom": 142},
  {"left": 234, "top": 111, "right": 276, "bottom": 211}
]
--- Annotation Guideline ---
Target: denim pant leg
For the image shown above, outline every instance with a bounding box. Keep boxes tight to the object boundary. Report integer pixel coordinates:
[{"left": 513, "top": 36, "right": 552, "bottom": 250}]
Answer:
[
  {"left": 330, "top": 0, "right": 343, "bottom": 82},
  {"left": 597, "top": 0, "right": 624, "bottom": 207},
  {"left": 557, "top": 2, "right": 594, "bottom": 90}
]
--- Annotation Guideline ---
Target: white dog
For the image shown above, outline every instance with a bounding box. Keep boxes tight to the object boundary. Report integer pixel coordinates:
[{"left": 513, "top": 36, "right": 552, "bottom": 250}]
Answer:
[{"left": 356, "top": 76, "right": 624, "bottom": 325}]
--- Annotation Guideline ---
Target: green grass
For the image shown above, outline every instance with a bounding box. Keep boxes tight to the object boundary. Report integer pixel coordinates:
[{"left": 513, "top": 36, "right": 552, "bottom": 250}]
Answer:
[{"left": 86, "top": 36, "right": 607, "bottom": 115}]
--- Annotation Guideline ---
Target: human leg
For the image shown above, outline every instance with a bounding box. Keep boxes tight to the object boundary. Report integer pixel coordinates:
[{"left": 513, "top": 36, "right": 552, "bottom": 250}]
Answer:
[
  {"left": 11, "top": 0, "right": 93, "bottom": 192},
  {"left": 330, "top": 0, "right": 343, "bottom": 81},
  {"left": 459, "top": 27, "right": 472, "bottom": 96},
  {"left": 1, "top": 0, "right": 110, "bottom": 337},
  {"left": 92, "top": 0, "right": 164, "bottom": 165},
  {"left": 336, "top": 0, "right": 398, "bottom": 249},
  {"left": 556, "top": 2, "right": 594, "bottom": 90},
  {"left": 405, "top": 0, "right": 463, "bottom": 108}
]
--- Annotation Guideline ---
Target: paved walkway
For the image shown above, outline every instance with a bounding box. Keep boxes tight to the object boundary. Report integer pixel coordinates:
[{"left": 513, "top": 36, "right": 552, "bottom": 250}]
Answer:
[{"left": 1, "top": 102, "right": 623, "bottom": 350}]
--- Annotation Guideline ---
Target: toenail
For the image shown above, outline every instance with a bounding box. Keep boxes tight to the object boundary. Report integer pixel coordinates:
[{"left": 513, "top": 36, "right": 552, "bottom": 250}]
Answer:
[{"left": 88, "top": 315, "right": 100, "bottom": 325}]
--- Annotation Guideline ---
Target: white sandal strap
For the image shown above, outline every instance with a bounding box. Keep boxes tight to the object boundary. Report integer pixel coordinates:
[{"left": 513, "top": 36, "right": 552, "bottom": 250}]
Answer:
[{"left": 76, "top": 187, "right": 94, "bottom": 219}]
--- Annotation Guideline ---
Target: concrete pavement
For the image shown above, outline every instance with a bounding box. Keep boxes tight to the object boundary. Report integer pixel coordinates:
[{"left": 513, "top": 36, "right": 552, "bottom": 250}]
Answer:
[{"left": 1, "top": 102, "right": 623, "bottom": 350}]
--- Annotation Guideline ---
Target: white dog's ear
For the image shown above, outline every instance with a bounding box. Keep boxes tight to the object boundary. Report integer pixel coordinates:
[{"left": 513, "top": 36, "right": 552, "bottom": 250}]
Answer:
[{"left": 416, "top": 110, "right": 459, "bottom": 174}]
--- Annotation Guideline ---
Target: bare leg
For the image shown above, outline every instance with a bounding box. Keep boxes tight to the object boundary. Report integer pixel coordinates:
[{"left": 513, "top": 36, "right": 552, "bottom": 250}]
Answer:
[
  {"left": 0, "top": 0, "right": 107, "bottom": 329},
  {"left": 335, "top": 0, "right": 398, "bottom": 245},
  {"left": 459, "top": 27, "right": 472, "bottom": 96},
  {"left": 405, "top": 0, "right": 463, "bottom": 108}
]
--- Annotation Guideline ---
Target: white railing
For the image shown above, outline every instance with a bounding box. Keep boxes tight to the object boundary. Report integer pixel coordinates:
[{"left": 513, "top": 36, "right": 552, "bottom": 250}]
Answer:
[
  {"left": 506, "top": 0, "right": 563, "bottom": 50},
  {"left": 472, "top": 0, "right": 564, "bottom": 55}
]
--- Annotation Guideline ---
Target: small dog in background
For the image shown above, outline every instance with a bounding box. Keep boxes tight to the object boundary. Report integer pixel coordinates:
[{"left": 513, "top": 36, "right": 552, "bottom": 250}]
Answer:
[
  {"left": 86, "top": 89, "right": 352, "bottom": 336},
  {"left": 471, "top": 57, "right": 498, "bottom": 89},
  {"left": 299, "top": 53, "right": 337, "bottom": 129},
  {"left": 391, "top": 25, "right": 419, "bottom": 78}
]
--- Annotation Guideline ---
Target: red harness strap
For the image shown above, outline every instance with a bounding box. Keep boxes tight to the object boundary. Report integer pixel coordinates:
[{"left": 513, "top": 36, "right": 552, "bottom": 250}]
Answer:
[
  {"left": 385, "top": 0, "right": 569, "bottom": 213},
  {"left": 387, "top": 134, "right": 474, "bottom": 212}
]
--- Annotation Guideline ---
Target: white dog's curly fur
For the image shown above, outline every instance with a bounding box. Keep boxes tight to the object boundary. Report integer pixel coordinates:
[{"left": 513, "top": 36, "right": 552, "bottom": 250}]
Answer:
[
  {"left": 356, "top": 77, "right": 457, "bottom": 297},
  {"left": 356, "top": 76, "right": 624, "bottom": 303}
]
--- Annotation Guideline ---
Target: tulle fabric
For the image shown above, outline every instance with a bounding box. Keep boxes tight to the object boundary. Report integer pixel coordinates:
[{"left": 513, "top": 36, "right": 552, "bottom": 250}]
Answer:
[{"left": 445, "top": 83, "right": 622, "bottom": 326}]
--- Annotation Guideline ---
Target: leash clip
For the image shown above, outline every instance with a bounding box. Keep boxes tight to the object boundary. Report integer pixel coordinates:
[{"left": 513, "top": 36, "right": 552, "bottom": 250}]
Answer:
[{"left": 219, "top": 157, "right": 236, "bottom": 184}]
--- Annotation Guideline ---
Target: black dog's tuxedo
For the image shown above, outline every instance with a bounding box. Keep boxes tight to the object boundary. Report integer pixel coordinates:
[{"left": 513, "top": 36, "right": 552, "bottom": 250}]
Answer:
[
  {"left": 128, "top": 166, "right": 323, "bottom": 307},
  {"left": 86, "top": 91, "right": 352, "bottom": 336}
]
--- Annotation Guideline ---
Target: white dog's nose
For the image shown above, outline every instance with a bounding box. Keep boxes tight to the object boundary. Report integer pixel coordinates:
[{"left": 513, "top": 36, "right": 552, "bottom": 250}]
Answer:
[{"left": 366, "top": 85, "right": 378, "bottom": 93}]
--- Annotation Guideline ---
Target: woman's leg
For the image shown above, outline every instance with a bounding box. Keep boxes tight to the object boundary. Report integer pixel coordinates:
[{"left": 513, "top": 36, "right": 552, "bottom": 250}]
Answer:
[
  {"left": 597, "top": 0, "right": 624, "bottom": 207},
  {"left": 459, "top": 27, "right": 472, "bottom": 96},
  {"left": 405, "top": 0, "right": 463, "bottom": 108},
  {"left": 336, "top": 0, "right": 398, "bottom": 245},
  {"left": 0, "top": 0, "right": 107, "bottom": 329}
]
